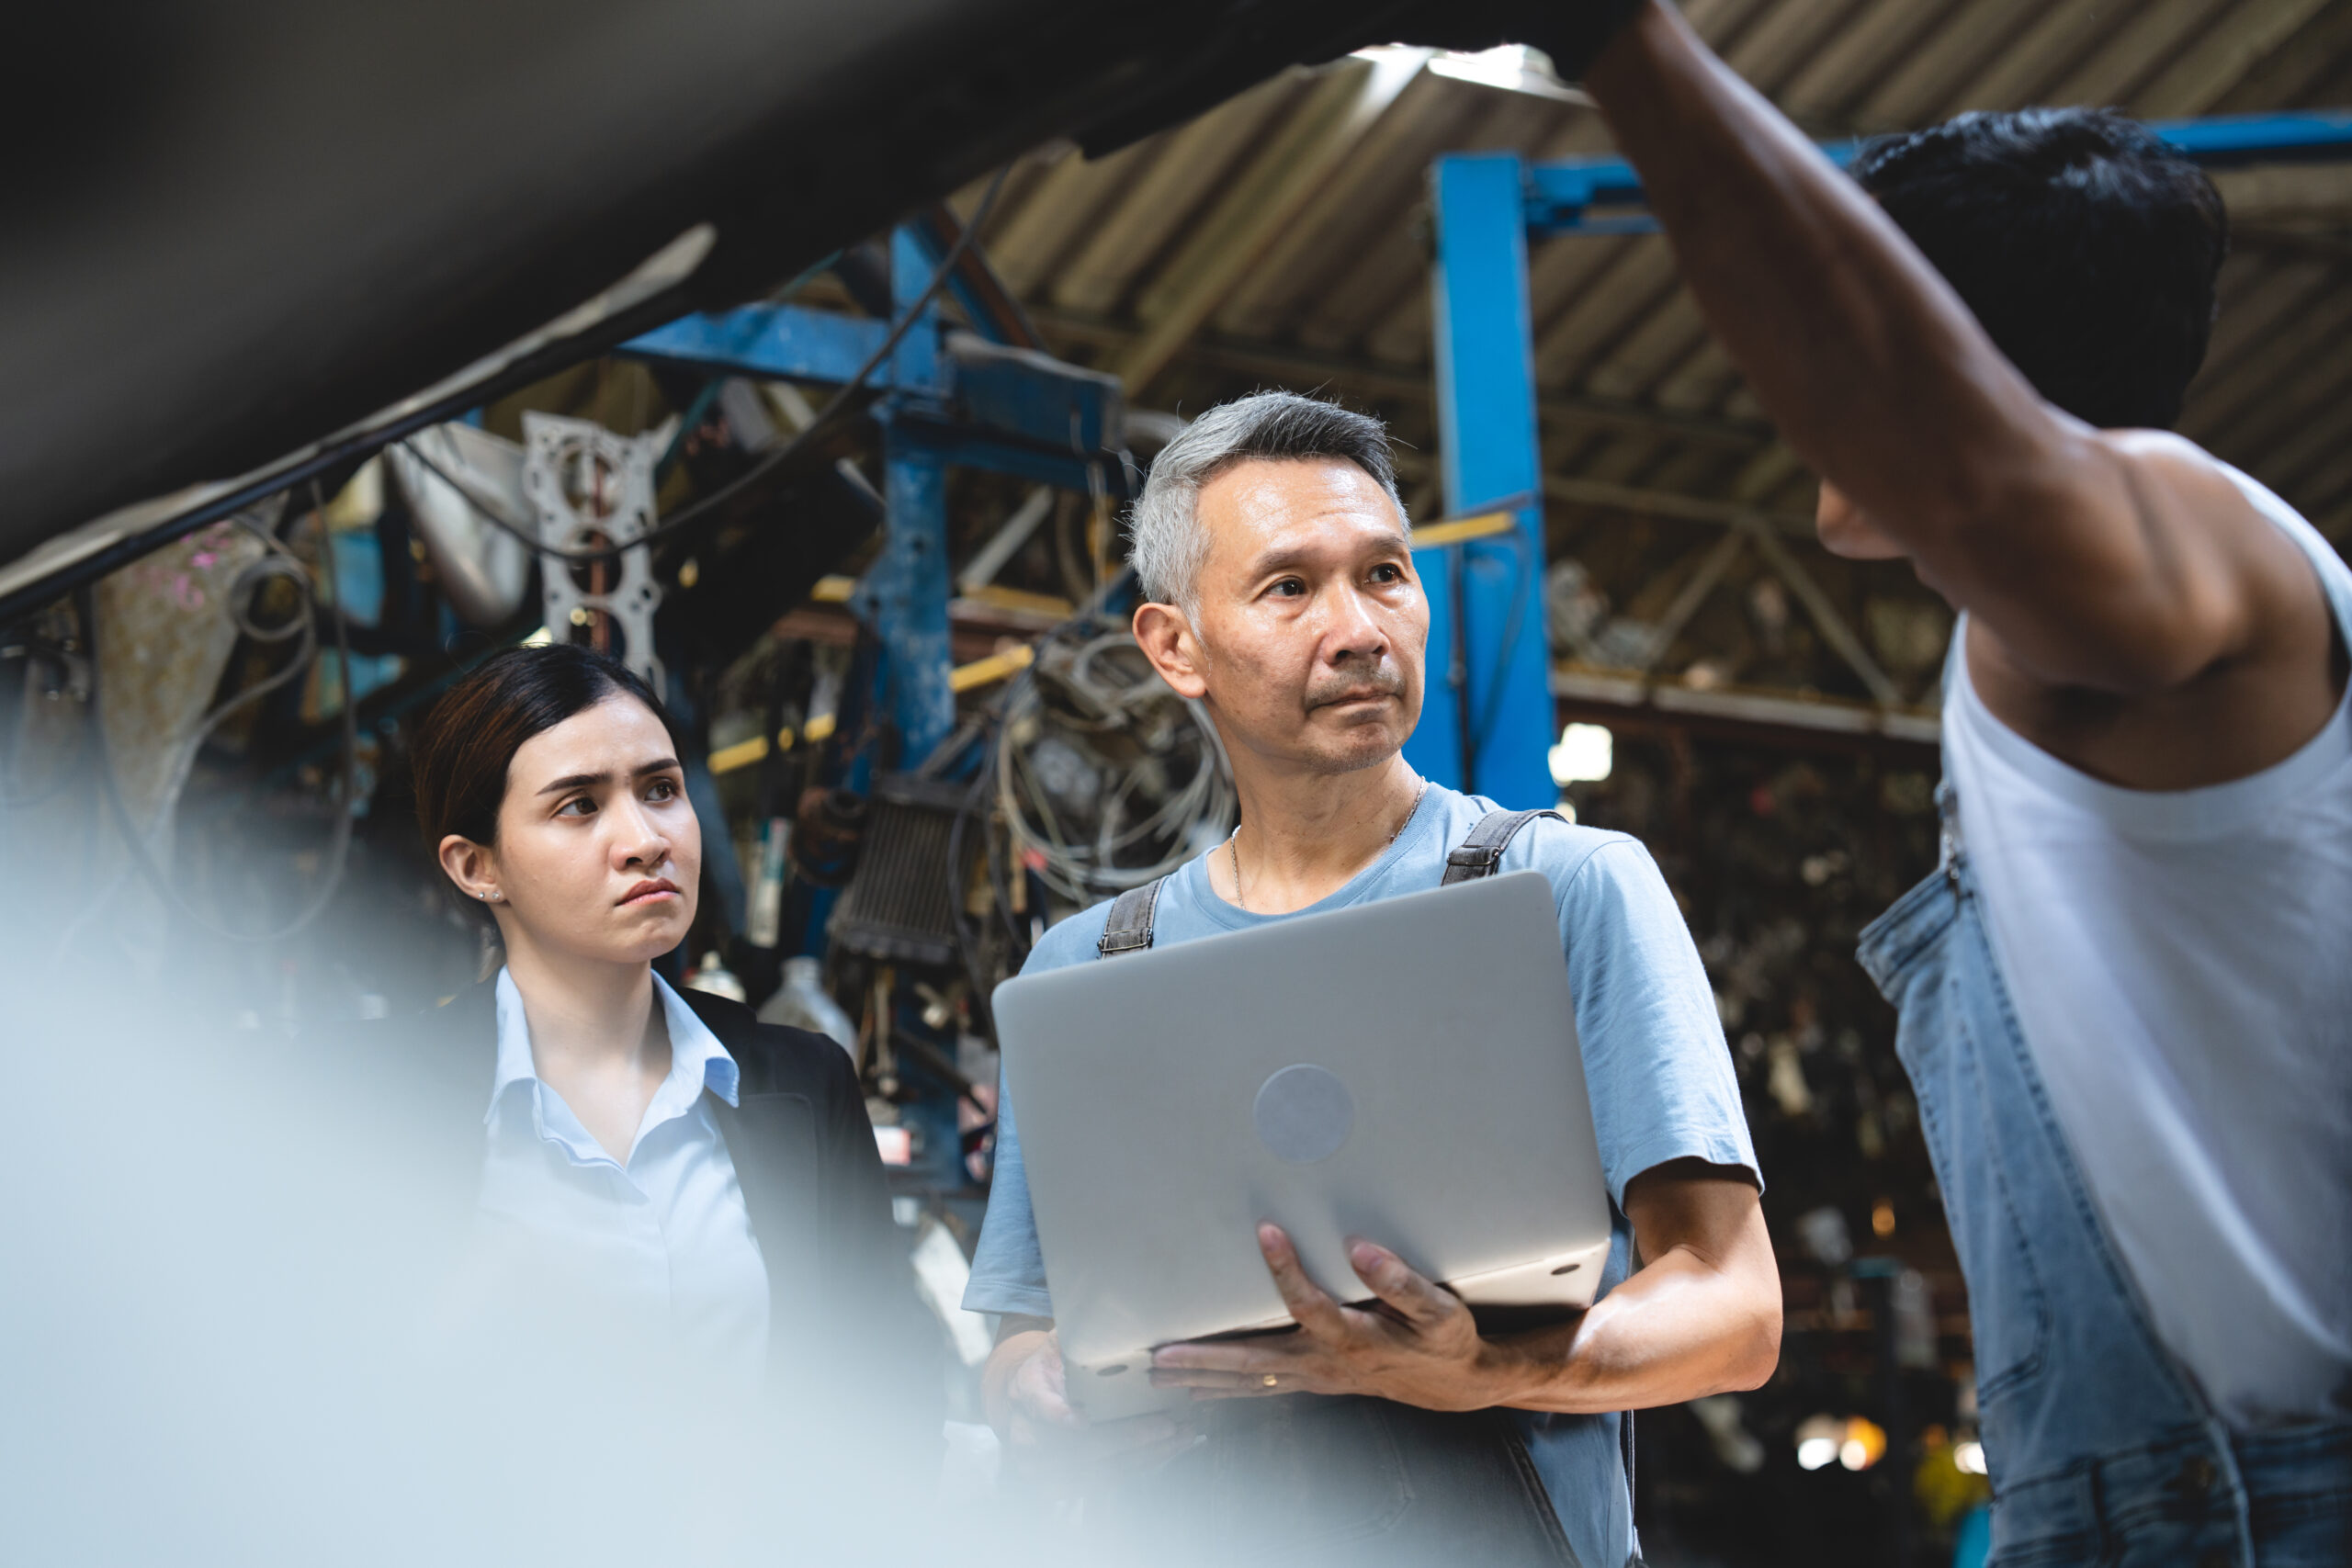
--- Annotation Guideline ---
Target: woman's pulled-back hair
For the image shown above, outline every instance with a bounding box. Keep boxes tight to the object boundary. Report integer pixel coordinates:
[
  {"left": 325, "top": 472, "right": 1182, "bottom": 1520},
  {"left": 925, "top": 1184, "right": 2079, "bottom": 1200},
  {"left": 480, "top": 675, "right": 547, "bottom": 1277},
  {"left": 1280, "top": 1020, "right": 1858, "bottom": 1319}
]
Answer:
[{"left": 411, "top": 644, "right": 681, "bottom": 852}]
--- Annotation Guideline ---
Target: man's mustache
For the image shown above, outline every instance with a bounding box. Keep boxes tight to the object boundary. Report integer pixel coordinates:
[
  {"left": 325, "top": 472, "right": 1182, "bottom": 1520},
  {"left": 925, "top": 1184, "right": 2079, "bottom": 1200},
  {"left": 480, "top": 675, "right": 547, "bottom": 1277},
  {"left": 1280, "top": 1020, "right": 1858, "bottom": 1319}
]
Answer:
[{"left": 1304, "top": 662, "right": 1407, "bottom": 710}]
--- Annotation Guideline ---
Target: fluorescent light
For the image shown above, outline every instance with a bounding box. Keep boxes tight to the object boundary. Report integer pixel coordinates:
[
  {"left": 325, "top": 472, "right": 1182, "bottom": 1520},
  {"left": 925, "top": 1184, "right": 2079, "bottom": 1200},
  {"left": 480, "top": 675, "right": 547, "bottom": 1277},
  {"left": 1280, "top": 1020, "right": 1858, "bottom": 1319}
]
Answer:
[
  {"left": 1550, "top": 721, "right": 1614, "bottom": 785},
  {"left": 1427, "top": 45, "right": 1591, "bottom": 105},
  {"left": 1797, "top": 1437, "right": 1838, "bottom": 1471}
]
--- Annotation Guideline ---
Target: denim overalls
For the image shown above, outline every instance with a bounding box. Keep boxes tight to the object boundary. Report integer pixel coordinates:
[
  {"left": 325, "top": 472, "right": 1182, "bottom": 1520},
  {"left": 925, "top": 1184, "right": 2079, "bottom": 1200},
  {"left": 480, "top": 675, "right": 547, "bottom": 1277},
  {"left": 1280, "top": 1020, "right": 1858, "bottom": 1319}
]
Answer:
[{"left": 1859, "top": 790, "right": 2352, "bottom": 1564}]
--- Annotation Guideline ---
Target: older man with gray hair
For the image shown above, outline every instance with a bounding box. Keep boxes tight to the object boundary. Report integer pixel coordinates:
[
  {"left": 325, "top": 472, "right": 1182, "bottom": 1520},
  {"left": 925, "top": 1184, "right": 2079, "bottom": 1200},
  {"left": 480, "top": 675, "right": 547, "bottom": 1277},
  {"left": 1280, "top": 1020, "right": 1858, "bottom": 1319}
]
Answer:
[{"left": 963, "top": 391, "right": 1778, "bottom": 1566}]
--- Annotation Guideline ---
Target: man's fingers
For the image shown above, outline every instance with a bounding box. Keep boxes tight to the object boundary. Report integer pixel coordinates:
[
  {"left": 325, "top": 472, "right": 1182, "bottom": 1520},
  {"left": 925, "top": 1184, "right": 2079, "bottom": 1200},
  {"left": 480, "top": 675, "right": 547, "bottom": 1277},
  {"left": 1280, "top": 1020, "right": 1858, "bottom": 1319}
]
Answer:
[
  {"left": 1150, "top": 1335, "right": 1308, "bottom": 1376},
  {"left": 1256, "top": 1223, "right": 1351, "bottom": 1336},
  {"left": 1347, "top": 1238, "right": 1459, "bottom": 1329},
  {"left": 1151, "top": 1367, "right": 1303, "bottom": 1392},
  {"left": 1154, "top": 1365, "right": 1318, "bottom": 1400},
  {"left": 1149, "top": 1366, "right": 1276, "bottom": 1388}
]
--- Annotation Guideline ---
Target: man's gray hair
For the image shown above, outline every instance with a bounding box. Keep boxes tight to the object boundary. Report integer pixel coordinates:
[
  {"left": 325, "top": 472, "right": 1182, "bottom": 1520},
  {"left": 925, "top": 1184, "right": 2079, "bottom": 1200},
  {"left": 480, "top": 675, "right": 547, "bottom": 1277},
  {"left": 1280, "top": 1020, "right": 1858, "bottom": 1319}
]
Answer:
[{"left": 1125, "top": 391, "right": 1407, "bottom": 613}]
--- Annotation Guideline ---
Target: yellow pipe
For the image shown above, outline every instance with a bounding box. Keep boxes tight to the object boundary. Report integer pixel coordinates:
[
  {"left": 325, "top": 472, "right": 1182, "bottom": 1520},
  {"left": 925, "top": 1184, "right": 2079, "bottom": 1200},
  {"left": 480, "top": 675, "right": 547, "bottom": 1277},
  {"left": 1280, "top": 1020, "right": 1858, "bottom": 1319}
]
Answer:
[
  {"left": 1409, "top": 508, "right": 1521, "bottom": 549},
  {"left": 949, "top": 641, "right": 1035, "bottom": 694},
  {"left": 707, "top": 644, "right": 1035, "bottom": 776}
]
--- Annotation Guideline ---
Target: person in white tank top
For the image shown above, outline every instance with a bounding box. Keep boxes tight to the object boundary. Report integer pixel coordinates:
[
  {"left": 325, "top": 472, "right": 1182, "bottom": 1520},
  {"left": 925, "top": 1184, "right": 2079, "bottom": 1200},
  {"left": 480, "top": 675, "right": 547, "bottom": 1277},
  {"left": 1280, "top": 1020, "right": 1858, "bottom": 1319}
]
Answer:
[
  {"left": 1580, "top": 1, "right": 2352, "bottom": 1476},
  {"left": 1940, "top": 462, "right": 2352, "bottom": 1427}
]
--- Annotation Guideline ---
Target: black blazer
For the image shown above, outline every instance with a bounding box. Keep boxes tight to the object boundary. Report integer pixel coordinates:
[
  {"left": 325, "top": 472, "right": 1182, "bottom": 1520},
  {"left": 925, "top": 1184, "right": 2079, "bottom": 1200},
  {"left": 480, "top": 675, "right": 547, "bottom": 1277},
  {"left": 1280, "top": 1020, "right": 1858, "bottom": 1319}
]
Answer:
[{"left": 355, "top": 977, "right": 937, "bottom": 1427}]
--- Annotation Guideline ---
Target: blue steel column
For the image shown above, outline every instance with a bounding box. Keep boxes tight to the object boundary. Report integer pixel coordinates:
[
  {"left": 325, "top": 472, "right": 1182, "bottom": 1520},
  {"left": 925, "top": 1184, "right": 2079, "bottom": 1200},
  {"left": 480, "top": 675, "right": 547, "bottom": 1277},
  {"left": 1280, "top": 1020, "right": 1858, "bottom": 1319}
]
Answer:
[
  {"left": 1408, "top": 152, "right": 1555, "bottom": 807},
  {"left": 854, "top": 227, "right": 956, "bottom": 766},
  {"left": 865, "top": 435, "right": 955, "bottom": 763}
]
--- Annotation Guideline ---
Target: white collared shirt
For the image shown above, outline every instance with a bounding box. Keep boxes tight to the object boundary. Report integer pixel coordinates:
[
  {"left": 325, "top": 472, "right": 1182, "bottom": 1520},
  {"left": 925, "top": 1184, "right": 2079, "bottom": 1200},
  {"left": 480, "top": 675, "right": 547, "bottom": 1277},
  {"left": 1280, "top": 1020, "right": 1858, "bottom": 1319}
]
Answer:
[{"left": 477, "top": 968, "right": 770, "bottom": 1378}]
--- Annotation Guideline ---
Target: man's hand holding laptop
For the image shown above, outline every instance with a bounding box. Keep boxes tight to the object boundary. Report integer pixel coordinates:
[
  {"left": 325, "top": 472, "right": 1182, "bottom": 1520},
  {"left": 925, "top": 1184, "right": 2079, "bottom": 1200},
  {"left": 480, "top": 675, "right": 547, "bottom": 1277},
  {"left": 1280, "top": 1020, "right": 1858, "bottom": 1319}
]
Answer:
[{"left": 1152, "top": 1159, "right": 1773, "bottom": 1414}]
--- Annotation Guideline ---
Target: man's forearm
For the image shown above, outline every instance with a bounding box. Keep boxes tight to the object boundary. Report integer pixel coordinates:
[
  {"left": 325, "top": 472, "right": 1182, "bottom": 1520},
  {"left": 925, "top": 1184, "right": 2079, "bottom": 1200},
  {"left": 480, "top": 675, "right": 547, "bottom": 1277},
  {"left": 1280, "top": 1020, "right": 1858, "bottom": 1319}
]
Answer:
[
  {"left": 1477, "top": 1167, "right": 1781, "bottom": 1415},
  {"left": 1475, "top": 1245, "right": 1781, "bottom": 1415},
  {"left": 1582, "top": 5, "right": 2074, "bottom": 557}
]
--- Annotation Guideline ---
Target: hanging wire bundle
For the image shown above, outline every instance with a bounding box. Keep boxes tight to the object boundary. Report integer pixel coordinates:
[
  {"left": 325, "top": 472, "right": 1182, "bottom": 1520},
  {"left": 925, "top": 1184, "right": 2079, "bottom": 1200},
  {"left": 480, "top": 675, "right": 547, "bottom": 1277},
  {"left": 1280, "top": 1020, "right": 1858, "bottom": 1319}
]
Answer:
[
  {"left": 58, "top": 492, "right": 359, "bottom": 954},
  {"left": 996, "top": 624, "right": 1233, "bottom": 903}
]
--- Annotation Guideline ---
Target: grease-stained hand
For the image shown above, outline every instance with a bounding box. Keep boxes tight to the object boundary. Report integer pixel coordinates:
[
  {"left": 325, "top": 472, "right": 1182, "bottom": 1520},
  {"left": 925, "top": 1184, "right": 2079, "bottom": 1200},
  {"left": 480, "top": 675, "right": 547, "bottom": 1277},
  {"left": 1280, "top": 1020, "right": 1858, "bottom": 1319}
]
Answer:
[{"left": 1148, "top": 1223, "right": 1508, "bottom": 1412}]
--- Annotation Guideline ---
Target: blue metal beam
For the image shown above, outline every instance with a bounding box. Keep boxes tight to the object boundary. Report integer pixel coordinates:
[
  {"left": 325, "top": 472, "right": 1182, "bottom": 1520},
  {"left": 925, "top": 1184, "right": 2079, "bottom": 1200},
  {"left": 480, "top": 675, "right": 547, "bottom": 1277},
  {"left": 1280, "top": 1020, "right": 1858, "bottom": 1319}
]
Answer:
[
  {"left": 2156, "top": 109, "right": 2352, "bottom": 165},
  {"left": 861, "top": 421, "right": 956, "bottom": 763},
  {"left": 1525, "top": 108, "right": 2352, "bottom": 235},
  {"left": 889, "top": 227, "right": 944, "bottom": 396},
  {"left": 886, "top": 412, "right": 1120, "bottom": 496},
  {"left": 622, "top": 302, "right": 938, "bottom": 391},
  {"left": 1413, "top": 152, "right": 1558, "bottom": 809}
]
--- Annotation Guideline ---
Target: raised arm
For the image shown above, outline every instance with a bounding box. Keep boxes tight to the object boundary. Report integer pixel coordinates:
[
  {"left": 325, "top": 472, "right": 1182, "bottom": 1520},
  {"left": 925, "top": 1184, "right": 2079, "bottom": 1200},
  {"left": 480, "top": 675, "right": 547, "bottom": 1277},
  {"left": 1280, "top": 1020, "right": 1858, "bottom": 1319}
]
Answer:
[{"left": 1580, "top": 3, "right": 2310, "bottom": 700}]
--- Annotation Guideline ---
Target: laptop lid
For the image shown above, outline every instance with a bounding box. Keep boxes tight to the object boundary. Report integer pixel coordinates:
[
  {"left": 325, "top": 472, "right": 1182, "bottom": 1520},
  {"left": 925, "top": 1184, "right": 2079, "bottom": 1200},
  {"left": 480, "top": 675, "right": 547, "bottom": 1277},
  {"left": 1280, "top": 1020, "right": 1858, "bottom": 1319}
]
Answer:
[{"left": 992, "top": 869, "right": 1613, "bottom": 1416}]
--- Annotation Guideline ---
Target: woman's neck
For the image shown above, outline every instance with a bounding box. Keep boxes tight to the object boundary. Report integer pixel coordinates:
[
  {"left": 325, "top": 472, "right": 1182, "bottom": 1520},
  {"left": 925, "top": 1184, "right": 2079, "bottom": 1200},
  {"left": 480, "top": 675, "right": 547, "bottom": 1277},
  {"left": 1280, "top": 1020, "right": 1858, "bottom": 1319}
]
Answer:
[
  {"left": 498, "top": 930, "right": 665, "bottom": 1082},
  {"left": 1221, "top": 753, "right": 1425, "bottom": 915}
]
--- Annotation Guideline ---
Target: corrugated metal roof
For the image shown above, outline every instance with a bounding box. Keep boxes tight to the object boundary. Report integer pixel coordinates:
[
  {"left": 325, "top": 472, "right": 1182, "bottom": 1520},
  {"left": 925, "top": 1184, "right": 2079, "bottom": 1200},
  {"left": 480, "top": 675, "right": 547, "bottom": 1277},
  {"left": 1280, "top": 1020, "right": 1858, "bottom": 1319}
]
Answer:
[{"left": 944, "top": 0, "right": 2352, "bottom": 704}]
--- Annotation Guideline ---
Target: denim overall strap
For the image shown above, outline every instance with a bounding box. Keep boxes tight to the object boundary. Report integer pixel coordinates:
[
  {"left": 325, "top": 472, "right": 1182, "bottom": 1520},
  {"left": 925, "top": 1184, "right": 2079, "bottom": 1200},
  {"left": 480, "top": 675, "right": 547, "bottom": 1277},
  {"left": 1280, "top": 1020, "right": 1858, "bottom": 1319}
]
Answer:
[
  {"left": 1854, "top": 790, "right": 2317, "bottom": 1565},
  {"left": 1096, "top": 878, "right": 1165, "bottom": 957},
  {"left": 1442, "top": 808, "right": 1566, "bottom": 885}
]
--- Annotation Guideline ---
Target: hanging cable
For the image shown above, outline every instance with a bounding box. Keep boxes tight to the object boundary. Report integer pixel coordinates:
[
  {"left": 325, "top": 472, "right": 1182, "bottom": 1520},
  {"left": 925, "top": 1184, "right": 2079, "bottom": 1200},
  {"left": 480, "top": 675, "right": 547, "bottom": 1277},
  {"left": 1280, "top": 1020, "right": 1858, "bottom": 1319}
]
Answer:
[
  {"left": 992, "top": 592, "right": 1236, "bottom": 903},
  {"left": 390, "top": 164, "right": 1014, "bottom": 567}
]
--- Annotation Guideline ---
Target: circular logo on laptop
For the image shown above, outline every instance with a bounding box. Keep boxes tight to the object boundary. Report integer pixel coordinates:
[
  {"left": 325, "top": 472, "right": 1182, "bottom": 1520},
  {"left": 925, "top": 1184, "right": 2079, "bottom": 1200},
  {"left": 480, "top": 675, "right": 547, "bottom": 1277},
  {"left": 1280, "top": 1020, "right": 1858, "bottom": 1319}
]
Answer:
[{"left": 1252, "top": 1064, "right": 1354, "bottom": 1164}]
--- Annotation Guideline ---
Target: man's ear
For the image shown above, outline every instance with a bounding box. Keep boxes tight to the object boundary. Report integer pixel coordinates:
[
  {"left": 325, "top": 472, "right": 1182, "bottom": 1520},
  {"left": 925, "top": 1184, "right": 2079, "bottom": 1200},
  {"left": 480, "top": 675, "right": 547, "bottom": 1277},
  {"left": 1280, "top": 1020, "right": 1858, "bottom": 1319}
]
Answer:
[
  {"left": 438, "top": 835, "right": 502, "bottom": 904},
  {"left": 1132, "top": 601, "right": 1209, "bottom": 700}
]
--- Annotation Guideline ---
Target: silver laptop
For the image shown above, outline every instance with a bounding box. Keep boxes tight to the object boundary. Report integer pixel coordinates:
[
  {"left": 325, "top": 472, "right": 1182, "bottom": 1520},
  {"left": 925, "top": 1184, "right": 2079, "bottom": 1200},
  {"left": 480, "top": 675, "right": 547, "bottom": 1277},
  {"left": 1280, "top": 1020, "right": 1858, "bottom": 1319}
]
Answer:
[{"left": 991, "top": 869, "right": 1614, "bottom": 1420}]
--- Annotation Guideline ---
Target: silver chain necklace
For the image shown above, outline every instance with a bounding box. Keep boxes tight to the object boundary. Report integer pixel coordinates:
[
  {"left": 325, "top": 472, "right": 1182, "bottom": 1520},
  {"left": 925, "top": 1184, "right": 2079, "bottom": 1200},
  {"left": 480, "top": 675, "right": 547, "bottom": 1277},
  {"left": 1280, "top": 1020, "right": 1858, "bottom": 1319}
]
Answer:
[{"left": 1227, "top": 776, "right": 1430, "bottom": 913}]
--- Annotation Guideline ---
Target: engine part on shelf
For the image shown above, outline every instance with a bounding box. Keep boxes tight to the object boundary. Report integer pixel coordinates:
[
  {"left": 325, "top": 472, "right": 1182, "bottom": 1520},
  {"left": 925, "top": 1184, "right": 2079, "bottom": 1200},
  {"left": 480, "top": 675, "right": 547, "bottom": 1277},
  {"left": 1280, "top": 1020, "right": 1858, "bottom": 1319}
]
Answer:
[
  {"left": 997, "top": 628, "right": 1233, "bottom": 901},
  {"left": 523, "top": 412, "right": 663, "bottom": 682},
  {"left": 1545, "top": 558, "right": 1610, "bottom": 654},
  {"left": 383, "top": 423, "right": 534, "bottom": 627},
  {"left": 828, "top": 773, "right": 970, "bottom": 967},
  {"left": 788, "top": 785, "right": 867, "bottom": 888}
]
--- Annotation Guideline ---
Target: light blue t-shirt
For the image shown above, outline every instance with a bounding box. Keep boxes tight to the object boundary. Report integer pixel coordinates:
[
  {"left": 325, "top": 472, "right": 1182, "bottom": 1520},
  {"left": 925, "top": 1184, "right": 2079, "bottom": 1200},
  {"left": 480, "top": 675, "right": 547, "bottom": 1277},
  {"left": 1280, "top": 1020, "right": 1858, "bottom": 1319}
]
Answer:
[{"left": 963, "top": 784, "right": 1758, "bottom": 1566}]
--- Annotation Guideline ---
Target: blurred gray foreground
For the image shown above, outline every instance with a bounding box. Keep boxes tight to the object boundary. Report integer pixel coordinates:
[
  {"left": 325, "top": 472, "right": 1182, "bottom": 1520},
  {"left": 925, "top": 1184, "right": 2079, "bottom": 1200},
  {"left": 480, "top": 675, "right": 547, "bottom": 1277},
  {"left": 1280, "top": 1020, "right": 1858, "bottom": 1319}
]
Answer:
[{"left": 0, "top": 960, "right": 1081, "bottom": 1567}]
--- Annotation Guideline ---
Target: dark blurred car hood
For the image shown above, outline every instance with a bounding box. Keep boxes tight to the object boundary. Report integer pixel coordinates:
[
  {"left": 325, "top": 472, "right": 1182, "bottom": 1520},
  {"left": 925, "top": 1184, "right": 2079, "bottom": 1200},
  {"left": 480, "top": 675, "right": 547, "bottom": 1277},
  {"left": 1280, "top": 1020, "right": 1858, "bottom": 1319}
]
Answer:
[{"left": 2, "top": 0, "right": 1575, "bottom": 585}]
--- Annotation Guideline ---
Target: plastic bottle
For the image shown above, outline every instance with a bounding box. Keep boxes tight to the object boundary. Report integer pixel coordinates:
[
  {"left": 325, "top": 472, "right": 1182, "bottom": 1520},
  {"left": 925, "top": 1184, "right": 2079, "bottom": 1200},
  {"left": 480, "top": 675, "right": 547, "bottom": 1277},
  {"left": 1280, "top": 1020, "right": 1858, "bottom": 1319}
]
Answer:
[
  {"left": 758, "top": 954, "right": 856, "bottom": 1055},
  {"left": 682, "top": 950, "right": 746, "bottom": 1003}
]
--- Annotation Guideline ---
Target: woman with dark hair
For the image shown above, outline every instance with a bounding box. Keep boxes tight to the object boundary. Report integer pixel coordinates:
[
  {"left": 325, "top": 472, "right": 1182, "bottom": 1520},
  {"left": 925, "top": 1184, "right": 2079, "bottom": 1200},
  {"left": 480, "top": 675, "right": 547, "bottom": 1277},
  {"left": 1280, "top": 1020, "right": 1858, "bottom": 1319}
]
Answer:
[{"left": 380, "top": 643, "right": 926, "bottom": 1410}]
